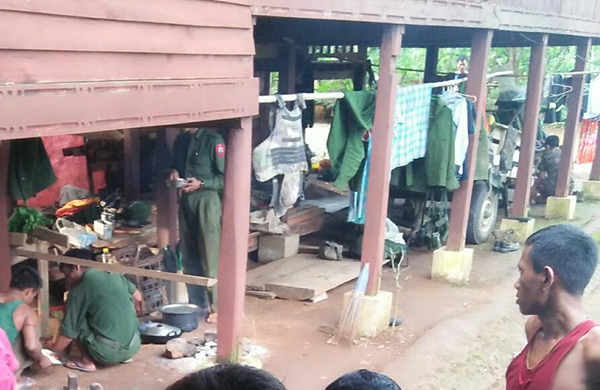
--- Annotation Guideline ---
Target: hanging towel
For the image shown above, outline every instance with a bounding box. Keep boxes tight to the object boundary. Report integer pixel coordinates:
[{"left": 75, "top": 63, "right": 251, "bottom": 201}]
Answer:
[
  {"left": 586, "top": 75, "right": 600, "bottom": 120},
  {"left": 440, "top": 92, "right": 469, "bottom": 175},
  {"left": 348, "top": 136, "right": 372, "bottom": 225},
  {"left": 391, "top": 84, "right": 433, "bottom": 169}
]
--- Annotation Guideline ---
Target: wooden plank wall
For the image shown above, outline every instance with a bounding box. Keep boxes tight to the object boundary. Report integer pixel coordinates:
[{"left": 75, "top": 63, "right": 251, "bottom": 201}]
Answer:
[{"left": 0, "top": 0, "right": 258, "bottom": 140}]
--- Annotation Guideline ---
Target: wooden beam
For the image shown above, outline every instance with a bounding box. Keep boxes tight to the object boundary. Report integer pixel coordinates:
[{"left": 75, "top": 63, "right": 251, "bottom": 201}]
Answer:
[
  {"left": 361, "top": 24, "right": 404, "bottom": 296},
  {"left": 0, "top": 78, "right": 259, "bottom": 141},
  {"left": 156, "top": 127, "right": 179, "bottom": 250},
  {"left": 555, "top": 39, "right": 592, "bottom": 197},
  {"left": 446, "top": 30, "right": 493, "bottom": 251},
  {"left": 0, "top": 140, "right": 10, "bottom": 292},
  {"left": 423, "top": 46, "right": 439, "bottom": 83},
  {"left": 278, "top": 43, "right": 296, "bottom": 94},
  {"left": 217, "top": 117, "right": 253, "bottom": 363},
  {"left": 511, "top": 35, "right": 548, "bottom": 218},
  {"left": 14, "top": 249, "right": 216, "bottom": 287},
  {"left": 30, "top": 227, "right": 69, "bottom": 248},
  {"left": 9, "top": 232, "right": 27, "bottom": 247},
  {"left": 35, "top": 240, "right": 51, "bottom": 339},
  {"left": 124, "top": 128, "right": 141, "bottom": 200}
]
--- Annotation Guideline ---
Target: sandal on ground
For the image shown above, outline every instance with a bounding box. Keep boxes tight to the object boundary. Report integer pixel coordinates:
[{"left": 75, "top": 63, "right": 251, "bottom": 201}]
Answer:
[{"left": 65, "top": 359, "right": 97, "bottom": 373}]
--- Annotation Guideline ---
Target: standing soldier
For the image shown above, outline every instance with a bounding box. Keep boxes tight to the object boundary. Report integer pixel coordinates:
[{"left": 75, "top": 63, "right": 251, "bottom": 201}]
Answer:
[{"left": 170, "top": 128, "right": 225, "bottom": 324}]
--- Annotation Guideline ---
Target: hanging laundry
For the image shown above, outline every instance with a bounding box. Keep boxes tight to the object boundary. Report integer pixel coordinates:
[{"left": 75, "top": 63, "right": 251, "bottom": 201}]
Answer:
[
  {"left": 390, "top": 84, "right": 434, "bottom": 169},
  {"left": 458, "top": 99, "right": 478, "bottom": 181},
  {"left": 586, "top": 75, "right": 600, "bottom": 120},
  {"left": 577, "top": 119, "right": 598, "bottom": 164},
  {"left": 253, "top": 95, "right": 309, "bottom": 216},
  {"left": 347, "top": 135, "right": 372, "bottom": 225},
  {"left": 8, "top": 138, "right": 57, "bottom": 201},
  {"left": 327, "top": 90, "right": 376, "bottom": 191},
  {"left": 390, "top": 96, "right": 458, "bottom": 192},
  {"left": 440, "top": 92, "right": 470, "bottom": 176}
]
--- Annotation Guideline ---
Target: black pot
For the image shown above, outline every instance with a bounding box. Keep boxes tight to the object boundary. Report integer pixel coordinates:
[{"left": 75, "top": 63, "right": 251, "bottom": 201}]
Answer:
[
  {"left": 139, "top": 322, "right": 182, "bottom": 344},
  {"left": 161, "top": 304, "right": 200, "bottom": 332}
]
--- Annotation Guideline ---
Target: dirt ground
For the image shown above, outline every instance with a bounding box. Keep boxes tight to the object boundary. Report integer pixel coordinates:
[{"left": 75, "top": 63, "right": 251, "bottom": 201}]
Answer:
[{"left": 31, "top": 202, "right": 600, "bottom": 390}]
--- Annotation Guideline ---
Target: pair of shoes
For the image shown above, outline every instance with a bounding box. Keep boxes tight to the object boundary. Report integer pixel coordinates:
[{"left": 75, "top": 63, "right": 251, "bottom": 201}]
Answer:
[
  {"left": 494, "top": 241, "right": 520, "bottom": 253},
  {"left": 493, "top": 241, "right": 502, "bottom": 252}
]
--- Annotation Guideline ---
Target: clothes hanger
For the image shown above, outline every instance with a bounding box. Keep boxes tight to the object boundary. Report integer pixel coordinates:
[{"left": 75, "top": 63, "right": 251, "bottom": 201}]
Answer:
[{"left": 456, "top": 92, "right": 477, "bottom": 103}]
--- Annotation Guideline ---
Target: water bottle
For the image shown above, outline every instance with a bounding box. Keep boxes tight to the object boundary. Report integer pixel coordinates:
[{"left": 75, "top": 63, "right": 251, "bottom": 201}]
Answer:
[{"left": 101, "top": 248, "right": 110, "bottom": 264}]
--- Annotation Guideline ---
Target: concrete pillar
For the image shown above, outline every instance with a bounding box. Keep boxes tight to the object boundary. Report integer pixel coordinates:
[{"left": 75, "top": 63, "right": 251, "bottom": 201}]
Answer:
[
  {"left": 433, "top": 30, "right": 493, "bottom": 285},
  {"left": 217, "top": 117, "right": 253, "bottom": 363},
  {"left": 445, "top": 30, "right": 493, "bottom": 252},
  {"left": 156, "top": 128, "right": 179, "bottom": 250},
  {"left": 0, "top": 141, "right": 10, "bottom": 292},
  {"left": 546, "top": 39, "right": 591, "bottom": 220},
  {"left": 124, "top": 128, "right": 141, "bottom": 200},
  {"left": 423, "top": 46, "right": 439, "bottom": 83},
  {"left": 360, "top": 24, "right": 404, "bottom": 296},
  {"left": 554, "top": 39, "right": 592, "bottom": 198},
  {"left": 511, "top": 35, "right": 548, "bottom": 218}
]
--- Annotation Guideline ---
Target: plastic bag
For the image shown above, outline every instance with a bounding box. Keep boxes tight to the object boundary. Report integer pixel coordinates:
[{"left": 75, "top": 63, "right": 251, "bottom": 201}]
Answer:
[{"left": 55, "top": 218, "right": 97, "bottom": 248}]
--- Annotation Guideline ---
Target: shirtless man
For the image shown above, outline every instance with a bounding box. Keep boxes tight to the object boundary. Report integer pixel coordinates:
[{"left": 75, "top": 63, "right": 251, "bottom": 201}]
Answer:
[{"left": 506, "top": 224, "right": 600, "bottom": 390}]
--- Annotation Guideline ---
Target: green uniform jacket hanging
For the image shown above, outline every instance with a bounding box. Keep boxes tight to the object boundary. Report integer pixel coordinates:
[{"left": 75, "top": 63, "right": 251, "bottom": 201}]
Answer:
[
  {"left": 172, "top": 129, "right": 225, "bottom": 311},
  {"left": 391, "top": 96, "right": 490, "bottom": 192},
  {"left": 327, "top": 90, "right": 376, "bottom": 191},
  {"left": 8, "top": 138, "right": 57, "bottom": 201}
]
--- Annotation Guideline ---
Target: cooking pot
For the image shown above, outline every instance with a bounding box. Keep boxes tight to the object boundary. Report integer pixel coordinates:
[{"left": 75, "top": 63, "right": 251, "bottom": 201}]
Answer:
[
  {"left": 139, "top": 322, "right": 182, "bottom": 344},
  {"left": 161, "top": 304, "right": 200, "bottom": 332}
]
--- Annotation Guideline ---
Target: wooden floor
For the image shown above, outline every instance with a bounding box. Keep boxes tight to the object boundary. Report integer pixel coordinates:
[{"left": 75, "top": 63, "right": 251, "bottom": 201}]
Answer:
[{"left": 246, "top": 254, "right": 362, "bottom": 301}]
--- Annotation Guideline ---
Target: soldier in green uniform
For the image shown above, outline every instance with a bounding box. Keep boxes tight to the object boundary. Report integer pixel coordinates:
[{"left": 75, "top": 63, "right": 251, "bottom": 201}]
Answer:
[
  {"left": 171, "top": 128, "right": 225, "bottom": 324},
  {"left": 535, "top": 135, "right": 573, "bottom": 203}
]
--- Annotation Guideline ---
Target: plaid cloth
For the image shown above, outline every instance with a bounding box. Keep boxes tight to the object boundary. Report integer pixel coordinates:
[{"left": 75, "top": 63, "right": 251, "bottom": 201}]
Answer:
[{"left": 390, "top": 84, "right": 433, "bottom": 169}]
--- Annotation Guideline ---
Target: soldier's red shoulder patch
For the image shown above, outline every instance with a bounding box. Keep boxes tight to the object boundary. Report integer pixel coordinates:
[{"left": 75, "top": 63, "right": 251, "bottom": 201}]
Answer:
[{"left": 216, "top": 143, "right": 226, "bottom": 158}]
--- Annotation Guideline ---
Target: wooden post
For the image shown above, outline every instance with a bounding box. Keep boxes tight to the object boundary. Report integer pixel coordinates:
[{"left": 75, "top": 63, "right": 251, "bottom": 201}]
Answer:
[
  {"left": 424, "top": 46, "right": 439, "bottom": 83},
  {"left": 278, "top": 43, "right": 296, "bottom": 94},
  {"left": 446, "top": 30, "right": 494, "bottom": 251},
  {"left": 555, "top": 39, "right": 592, "bottom": 197},
  {"left": 0, "top": 141, "right": 10, "bottom": 292},
  {"left": 360, "top": 25, "right": 404, "bottom": 296},
  {"left": 124, "top": 128, "right": 141, "bottom": 200},
  {"left": 511, "top": 35, "right": 548, "bottom": 217},
  {"left": 36, "top": 239, "right": 51, "bottom": 339},
  {"left": 156, "top": 128, "right": 179, "bottom": 249},
  {"left": 217, "top": 117, "right": 252, "bottom": 363}
]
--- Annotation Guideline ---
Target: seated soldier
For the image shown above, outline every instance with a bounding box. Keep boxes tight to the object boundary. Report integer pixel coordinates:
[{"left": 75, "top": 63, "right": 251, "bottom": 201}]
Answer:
[
  {"left": 326, "top": 370, "right": 402, "bottom": 390},
  {"left": 49, "top": 249, "right": 143, "bottom": 372},
  {"left": 535, "top": 135, "right": 573, "bottom": 203},
  {"left": 0, "top": 266, "right": 52, "bottom": 388},
  {"left": 167, "top": 364, "right": 287, "bottom": 390}
]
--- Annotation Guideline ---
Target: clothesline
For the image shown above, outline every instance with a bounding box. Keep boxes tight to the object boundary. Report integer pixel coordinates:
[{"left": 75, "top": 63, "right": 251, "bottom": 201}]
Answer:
[
  {"left": 258, "top": 71, "right": 514, "bottom": 104},
  {"left": 559, "top": 70, "right": 600, "bottom": 76}
]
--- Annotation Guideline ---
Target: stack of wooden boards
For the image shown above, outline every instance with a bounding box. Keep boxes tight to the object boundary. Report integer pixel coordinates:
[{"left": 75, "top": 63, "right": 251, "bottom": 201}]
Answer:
[
  {"left": 247, "top": 205, "right": 325, "bottom": 253},
  {"left": 245, "top": 254, "right": 362, "bottom": 301}
]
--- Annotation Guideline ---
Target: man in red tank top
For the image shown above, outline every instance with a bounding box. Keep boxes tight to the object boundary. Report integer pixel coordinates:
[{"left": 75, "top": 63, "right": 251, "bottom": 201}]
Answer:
[{"left": 506, "top": 224, "right": 600, "bottom": 390}]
